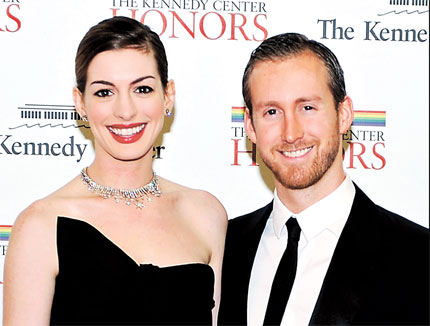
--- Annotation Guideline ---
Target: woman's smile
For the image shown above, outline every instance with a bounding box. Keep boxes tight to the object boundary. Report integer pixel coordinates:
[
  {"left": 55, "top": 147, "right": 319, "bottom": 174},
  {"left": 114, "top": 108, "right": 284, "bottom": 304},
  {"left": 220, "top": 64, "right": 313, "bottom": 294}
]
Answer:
[{"left": 107, "top": 122, "right": 146, "bottom": 144}]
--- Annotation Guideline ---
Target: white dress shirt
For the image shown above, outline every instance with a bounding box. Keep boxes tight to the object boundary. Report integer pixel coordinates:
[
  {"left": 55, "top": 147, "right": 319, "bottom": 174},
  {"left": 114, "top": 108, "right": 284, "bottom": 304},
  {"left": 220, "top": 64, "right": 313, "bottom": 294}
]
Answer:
[{"left": 247, "top": 175, "right": 356, "bottom": 326}]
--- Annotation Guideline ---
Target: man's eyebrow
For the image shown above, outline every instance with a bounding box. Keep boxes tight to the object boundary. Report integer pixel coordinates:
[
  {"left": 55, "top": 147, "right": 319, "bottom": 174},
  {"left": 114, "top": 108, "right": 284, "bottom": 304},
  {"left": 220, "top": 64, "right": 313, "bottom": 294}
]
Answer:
[
  {"left": 295, "top": 95, "right": 322, "bottom": 103},
  {"left": 254, "top": 96, "right": 323, "bottom": 109}
]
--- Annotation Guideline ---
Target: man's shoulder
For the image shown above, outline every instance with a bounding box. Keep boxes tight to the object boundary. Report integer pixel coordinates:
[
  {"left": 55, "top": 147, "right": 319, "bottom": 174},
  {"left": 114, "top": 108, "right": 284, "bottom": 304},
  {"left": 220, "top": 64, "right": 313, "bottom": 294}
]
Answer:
[
  {"left": 353, "top": 184, "right": 428, "bottom": 242},
  {"left": 373, "top": 203, "right": 429, "bottom": 242},
  {"left": 229, "top": 202, "right": 273, "bottom": 226},
  {"left": 375, "top": 203, "right": 426, "bottom": 229},
  {"left": 224, "top": 202, "right": 273, "bottom": 242}
]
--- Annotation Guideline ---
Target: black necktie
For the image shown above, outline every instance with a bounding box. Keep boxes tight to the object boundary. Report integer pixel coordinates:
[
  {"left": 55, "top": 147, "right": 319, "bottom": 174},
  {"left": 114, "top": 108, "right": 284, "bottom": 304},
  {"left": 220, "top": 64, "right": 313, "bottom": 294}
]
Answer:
[{"left": 263, "top": 217, "right": 301, "bottom": 325}]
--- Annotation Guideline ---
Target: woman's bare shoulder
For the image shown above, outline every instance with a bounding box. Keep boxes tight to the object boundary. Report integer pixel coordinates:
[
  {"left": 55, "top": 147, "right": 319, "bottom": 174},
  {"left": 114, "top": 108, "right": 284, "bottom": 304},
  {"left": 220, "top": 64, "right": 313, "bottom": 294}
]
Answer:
[
  {"left": 159, "top": 177, "right": 228, "bottom": 228},
  {"left": 2, "top": 176, "right": 82, "bottom": 324},
  {"left": 13, "top": 175, "right": 84, "bottom": 233}
]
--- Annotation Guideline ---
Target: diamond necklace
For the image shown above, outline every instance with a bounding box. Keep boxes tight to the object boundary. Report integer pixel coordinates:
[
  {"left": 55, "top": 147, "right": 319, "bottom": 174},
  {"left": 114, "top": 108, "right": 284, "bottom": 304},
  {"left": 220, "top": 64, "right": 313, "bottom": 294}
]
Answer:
[{"left": 80, "top": 168, "right": 161, "bottom": 209}]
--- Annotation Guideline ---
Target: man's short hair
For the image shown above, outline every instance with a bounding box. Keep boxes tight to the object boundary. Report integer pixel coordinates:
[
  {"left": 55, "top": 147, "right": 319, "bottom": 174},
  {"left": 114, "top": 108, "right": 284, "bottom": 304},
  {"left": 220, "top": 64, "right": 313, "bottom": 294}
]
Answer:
[{"left": 242, "top": 33, "right": 347, "bottom": 116}]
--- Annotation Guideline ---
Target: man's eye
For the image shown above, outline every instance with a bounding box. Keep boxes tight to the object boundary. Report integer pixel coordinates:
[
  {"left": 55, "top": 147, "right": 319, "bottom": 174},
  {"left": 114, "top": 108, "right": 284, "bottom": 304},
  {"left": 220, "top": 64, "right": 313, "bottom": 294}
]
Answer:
[
  {"left": 135, "top": 86, "right": 153, "bottom": 94},
  {"left": 94, "top": 89, "right": 112, "bottom": 97},
  {"left": 267, "top": 109, "right": 277, "bottom": 115},
  {"left": 304, "top": 105, "right": 314, "bottom": 111}
]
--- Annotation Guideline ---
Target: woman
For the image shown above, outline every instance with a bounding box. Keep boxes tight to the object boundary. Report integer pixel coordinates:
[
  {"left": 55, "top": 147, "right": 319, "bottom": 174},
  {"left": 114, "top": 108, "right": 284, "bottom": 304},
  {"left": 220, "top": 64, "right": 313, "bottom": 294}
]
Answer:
[{"left": 3, "top": 16, "right": 227, "bottom": 325}]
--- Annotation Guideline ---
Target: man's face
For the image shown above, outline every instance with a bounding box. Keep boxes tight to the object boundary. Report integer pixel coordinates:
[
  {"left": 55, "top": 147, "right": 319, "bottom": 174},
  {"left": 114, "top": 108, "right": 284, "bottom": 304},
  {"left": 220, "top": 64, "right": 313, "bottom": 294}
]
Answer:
[{"left": 245, "top": 52, "right": 350, "bottom": 190}]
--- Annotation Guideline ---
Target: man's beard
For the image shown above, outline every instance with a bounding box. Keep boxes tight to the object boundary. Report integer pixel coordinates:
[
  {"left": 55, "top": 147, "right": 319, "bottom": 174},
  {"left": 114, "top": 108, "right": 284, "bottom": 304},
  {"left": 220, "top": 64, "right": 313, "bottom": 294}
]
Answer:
[{"left": 261, "top": 134, "right": 340, "bottom": 190}]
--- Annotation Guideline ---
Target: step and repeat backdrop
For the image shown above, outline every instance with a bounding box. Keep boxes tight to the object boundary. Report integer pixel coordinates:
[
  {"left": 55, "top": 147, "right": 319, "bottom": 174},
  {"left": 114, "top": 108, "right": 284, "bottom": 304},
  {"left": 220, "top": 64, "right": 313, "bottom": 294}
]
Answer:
[{"left": 0, "top": 0, "right": 428, "bottom": 316}]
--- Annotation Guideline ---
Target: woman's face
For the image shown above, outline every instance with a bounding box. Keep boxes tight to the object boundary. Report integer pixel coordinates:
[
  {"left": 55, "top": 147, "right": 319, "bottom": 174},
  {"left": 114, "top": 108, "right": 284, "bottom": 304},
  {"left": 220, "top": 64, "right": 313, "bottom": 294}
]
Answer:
[{"left": 74, "top": 48, "right": 175, "bottom": 162}]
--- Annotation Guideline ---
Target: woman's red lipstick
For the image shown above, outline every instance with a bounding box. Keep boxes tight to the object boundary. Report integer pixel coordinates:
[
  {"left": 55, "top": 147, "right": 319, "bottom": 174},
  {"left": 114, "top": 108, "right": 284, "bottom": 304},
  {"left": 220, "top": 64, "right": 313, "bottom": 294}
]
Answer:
[{"left": 107, "top": 123, "right": 146, "bottom": 144}]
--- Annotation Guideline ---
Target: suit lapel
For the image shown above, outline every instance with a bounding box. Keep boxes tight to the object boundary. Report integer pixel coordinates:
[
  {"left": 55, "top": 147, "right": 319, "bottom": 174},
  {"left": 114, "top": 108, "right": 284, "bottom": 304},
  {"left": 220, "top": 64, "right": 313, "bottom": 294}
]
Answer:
[
  {"left": 310, "top": 185, "right": 380, "bottom": 325},
  {"left": 224, "top": 202, "right": 273, "bottom": 324}
]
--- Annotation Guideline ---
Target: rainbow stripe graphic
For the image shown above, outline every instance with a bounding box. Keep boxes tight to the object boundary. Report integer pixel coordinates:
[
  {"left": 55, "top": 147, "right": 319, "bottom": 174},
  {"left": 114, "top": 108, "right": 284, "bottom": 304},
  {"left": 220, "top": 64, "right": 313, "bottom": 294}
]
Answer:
[
  {"left": 0, "top": 225, "right": 12, "bottom": 241},
  {"left": 353, "top": 111, "right": 386, "bottom": 127},
  {"left": 232, "top": 107, "right": 245, "bottom": 123}
]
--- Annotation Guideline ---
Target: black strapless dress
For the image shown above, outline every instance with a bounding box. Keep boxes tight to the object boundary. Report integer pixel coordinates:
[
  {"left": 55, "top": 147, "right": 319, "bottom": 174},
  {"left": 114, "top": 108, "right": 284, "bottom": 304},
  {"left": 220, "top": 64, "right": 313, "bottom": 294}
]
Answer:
[{"left": 50, "top": 217, "right": 215, "bottom": 325}]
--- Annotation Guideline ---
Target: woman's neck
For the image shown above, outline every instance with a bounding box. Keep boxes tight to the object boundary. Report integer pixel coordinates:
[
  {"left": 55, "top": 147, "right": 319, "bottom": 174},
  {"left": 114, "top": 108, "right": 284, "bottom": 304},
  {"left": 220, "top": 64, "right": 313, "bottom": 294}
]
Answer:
[{"left": 86, "top": 153, "right": 155, "bottom": 190}]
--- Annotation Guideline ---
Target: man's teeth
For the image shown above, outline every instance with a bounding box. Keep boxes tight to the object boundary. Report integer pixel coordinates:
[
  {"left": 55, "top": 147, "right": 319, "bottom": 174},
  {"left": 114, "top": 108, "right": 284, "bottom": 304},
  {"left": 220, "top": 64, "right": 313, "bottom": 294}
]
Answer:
[
  {"left": 282, "top": 146, "right": 312, "bottom": 158},
  {"left": 109, "top": 124, "right": 145, "bottom": 136}
]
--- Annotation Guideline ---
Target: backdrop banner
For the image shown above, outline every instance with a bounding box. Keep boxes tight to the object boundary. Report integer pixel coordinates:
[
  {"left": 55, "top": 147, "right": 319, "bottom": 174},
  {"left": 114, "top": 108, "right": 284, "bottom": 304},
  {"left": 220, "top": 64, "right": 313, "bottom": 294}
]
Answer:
[{"left": 0, "top": 0, "right": 428, "bottom": 318}]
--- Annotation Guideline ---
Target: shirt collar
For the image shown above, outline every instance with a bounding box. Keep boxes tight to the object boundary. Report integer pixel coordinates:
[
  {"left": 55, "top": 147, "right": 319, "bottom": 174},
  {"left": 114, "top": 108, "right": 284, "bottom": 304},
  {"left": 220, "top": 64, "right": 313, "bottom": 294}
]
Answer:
[{"left": 272, "top": 175, "right": 355, "bottom": 241}]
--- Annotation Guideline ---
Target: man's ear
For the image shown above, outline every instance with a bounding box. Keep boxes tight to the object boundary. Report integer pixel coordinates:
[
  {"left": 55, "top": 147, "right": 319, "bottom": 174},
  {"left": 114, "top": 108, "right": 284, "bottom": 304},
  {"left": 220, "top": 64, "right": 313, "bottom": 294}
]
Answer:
[
  {"left": 164, "top": 80, "right": 176, "bottom": 113},
  {"left": 73, "top": 87, "right": 87, "bottom": 119},
  {"left": 244, "top": 108, "right": 257, "bottom": 144},
  {"left": 338, "top": 96, "right": 354, "bottom": 134}
]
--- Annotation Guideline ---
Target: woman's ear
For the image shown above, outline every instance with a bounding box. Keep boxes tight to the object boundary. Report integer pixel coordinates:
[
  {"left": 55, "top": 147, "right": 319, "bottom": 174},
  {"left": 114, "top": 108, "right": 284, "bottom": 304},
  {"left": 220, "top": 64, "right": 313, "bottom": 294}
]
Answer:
[
  {"left": 73, "top": 87, "right": 87, "bottom": 120},
  {"left": 164, "top": 80, "right": 176, "bottom": 113},
  {"left": 338, "top": 96, "right": 354, "bottom": 134}
]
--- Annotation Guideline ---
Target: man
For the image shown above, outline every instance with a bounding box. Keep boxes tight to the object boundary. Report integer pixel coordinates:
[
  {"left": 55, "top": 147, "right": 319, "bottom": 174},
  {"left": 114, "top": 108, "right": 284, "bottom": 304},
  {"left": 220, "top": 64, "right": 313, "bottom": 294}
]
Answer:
[{"left": 219, "top": 33, "right": 429, "bottom": 325}]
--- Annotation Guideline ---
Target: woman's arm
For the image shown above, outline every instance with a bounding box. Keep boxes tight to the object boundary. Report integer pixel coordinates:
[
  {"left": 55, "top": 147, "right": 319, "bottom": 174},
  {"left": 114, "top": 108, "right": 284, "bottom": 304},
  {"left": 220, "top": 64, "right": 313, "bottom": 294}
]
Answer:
[
  {"left": 198, "top": 193, "right": 228, "bottom": 326},
  {"left": 3, "top": 201, "right": 58, "bottom": 325},
  {"left": 209, "top": 214, "right": 227, "bottom": 326}
]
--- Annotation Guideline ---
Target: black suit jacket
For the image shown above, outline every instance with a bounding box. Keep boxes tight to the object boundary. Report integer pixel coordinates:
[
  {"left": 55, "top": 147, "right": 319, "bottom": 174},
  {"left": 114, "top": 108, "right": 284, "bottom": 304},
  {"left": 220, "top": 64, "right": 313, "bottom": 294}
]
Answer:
[{"left": 219, "top": 185, "right": 429, "bottom": 325}]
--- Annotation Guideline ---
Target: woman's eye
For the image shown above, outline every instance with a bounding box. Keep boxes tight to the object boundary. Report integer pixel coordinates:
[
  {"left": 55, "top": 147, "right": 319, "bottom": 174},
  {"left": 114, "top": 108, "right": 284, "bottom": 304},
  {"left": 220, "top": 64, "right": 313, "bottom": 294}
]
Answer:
[
  {"left": 135, "top": 86, "right": 153, "bottom": 94},
  {"left": 303, "top": 105, "right": 314, "bottom": 111},
  {"left": 94, "top": 89, "right": 113, "bottom": 97}
]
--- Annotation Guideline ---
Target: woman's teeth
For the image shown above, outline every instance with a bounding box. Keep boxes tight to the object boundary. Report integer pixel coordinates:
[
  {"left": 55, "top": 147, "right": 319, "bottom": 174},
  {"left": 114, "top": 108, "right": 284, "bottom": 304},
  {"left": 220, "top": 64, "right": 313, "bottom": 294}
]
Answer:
[{"left": 109, "top": 124, "right": 145, "bottom": 136}]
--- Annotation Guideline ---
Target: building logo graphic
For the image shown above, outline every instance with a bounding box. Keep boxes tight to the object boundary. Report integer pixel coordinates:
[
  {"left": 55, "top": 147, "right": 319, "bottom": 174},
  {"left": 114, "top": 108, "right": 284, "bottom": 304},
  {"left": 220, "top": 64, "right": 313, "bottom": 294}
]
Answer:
[
  {"left": 10, "top": 104, "right": 86, "bottom": 130},
  {"left": 389, "top": 0, "right": 428, "bottom": 6},
  {"left": 0, "top": 104, "right": 88, "bottom": 162},
  {"left": 380, "top": 0, "right": 429, "bottom": 15}
]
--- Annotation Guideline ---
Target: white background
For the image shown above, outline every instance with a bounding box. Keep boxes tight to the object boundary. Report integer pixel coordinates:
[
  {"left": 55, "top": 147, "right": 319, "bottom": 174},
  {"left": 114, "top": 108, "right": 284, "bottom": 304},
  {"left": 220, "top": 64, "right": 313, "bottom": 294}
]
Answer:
[{"left": 0, "top": 0, "right": 428, "bottom": 320}]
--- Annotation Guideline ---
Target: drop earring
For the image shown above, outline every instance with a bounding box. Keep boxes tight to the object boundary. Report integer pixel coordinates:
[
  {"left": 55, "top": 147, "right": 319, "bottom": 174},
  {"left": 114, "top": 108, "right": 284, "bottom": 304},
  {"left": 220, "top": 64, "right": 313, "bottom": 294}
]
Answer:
[
  {"left": 165, "top": 109, "right": 172, "bottom": 117},
  {"left": 82, "top": 116, "right": 88, "bottom": 122}
]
